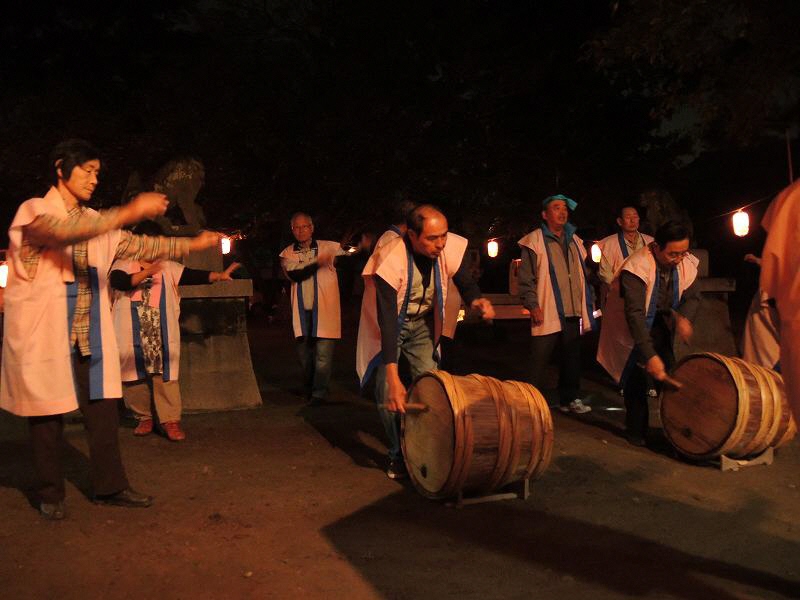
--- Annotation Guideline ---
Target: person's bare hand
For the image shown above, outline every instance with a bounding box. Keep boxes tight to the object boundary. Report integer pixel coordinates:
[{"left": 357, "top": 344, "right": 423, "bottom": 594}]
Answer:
[
  {"left": 743, "top": 253, "right": 762, "bottom": 266},
  {"left": 212, "top": 262, "right": 242, "bottom": 282},
  {"left": 531, "top": 306, "right": 544, "bottom": 326},
  {"left": 471, "top": 298, "right": 495, "bottom": 321},
  {"left": 675, "top": 313, "right": 693, "bottom": 344},
  {"left": 645, "top": 355, "right": 667, "bottom": 382},
  {"left": 386, "top": 372, "right": 406, "bottom": 413},
  {"left": 122, "top": 192, "right": 169, "bottom": 225},
  {"left": 189, "top": 231, "right": 224, "bottom": 252}
]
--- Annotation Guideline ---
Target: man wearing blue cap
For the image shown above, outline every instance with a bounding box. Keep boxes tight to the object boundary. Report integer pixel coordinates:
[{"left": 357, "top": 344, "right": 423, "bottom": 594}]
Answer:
[{"left": 517, "top": 195, "right": 596, "bottom": 413}]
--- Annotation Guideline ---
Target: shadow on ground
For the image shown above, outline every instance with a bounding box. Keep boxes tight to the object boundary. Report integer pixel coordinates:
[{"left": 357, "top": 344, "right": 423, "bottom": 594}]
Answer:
[{"left": 323, "top": 454, "right": 800, "bottom": 599}]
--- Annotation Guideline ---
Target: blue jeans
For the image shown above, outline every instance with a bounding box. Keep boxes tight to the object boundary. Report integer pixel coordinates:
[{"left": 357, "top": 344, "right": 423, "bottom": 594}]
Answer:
[
  {"left": 295, "top": 336, "right": 336, "bottom": 401},
  {"left": 373, "top": 317, "right": 438, "bottom": 460}
]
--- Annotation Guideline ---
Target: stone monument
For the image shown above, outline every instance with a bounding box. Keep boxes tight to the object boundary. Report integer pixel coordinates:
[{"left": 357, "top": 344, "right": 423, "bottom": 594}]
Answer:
[{"left": 151, "top": 158, "right": 261, "bottom": 412}]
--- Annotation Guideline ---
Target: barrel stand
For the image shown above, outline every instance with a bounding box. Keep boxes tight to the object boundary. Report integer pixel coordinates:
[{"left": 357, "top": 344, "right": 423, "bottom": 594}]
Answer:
[
  {"left": 446, "top": 479, "right": 530, "bottom": 508},
  {"left": 718, "top": 447, "right": 774, "bottom": 472}
]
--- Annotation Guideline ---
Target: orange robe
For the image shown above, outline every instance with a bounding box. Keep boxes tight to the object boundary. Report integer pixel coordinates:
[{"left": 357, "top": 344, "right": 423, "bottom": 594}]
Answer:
[{"left": 760, "top": 180, "right": 800, "bottom": 421}]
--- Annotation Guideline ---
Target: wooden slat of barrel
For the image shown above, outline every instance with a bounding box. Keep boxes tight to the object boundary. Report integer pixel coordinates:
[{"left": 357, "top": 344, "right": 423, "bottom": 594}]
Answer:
[
  {"left": 525, "top": 382, "right": 554, "bottom": 479},
  {"left": 477, "top": 375, "right": 515, "bottom": 493},
  {"left": 730, "top": 358, "right": 767, "bottom": 457},
  {"left": 403, "top": 371, "right": 553, "bottom": 500},
  {"left": 768, "top": 370, "right": 797, "bottom": 448},
  {"left": 661, "top": 353, "right": 796, "bottom": 460},
  {"left": 403, "top": 375, "right": 455, "bottom": 497},
  {"left": 745, "top": 363, "right": 779, "bottom": 455},
  {"left": 661, "top": 354, "right": 741, "bottom": 458},
  {"left": 460, "top": 375, "right": 503, "bottom": 493},
  {"left": 504, "top": 380, "right": 545, "bottom": 482}
]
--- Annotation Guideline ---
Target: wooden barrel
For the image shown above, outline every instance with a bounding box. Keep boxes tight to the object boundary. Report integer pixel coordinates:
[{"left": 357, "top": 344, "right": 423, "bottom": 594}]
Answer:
[
  {"left": 401, "top": 370, "right": 553, "bottom": 499},
  {"left": 660, "top": 352, "right": 797, "bottom": 460}
]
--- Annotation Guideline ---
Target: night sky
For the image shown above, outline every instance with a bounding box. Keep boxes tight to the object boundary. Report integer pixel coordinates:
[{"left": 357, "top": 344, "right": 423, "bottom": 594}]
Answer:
[{"left": 1, "top": 1, "right": 798, "bottom": 294}]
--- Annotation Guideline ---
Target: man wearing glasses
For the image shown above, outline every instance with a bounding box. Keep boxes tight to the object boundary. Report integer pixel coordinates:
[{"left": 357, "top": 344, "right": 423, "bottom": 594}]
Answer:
[{"left": 597, "top": 221, "right": 701, "bottom": 446}]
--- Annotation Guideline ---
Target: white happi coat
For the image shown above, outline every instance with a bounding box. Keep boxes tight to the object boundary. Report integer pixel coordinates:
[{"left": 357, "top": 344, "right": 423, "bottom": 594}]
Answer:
[
  {"left": 356, "top": 233, "right": 468, "bottom": 386},
  {"left": 279, "top": 240, "right": 343, "bottom": 340},
  {"left": 741, "top": 291, "right": 780, "bottom": 369},
  {"left": 112, "top": 260, "right": 184, "bottom": 382},
  {"left": 1, "top": 187, "right": 123, "bottom": 416},
  {"left": 598, "top": 231, "right": 654, "bottom": 281},
  {"left": 597, "top": 245, "right": 699, "bottom": 385},
  {"left": 374, "top": 226, "right": 402, "bottom": 252},
  {"left": 517, "top": 228, "right": 595, "bottom": 337}
]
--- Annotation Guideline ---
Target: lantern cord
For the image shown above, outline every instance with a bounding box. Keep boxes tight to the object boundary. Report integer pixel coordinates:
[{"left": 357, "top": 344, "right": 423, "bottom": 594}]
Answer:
[{"left": 706, "top": 192, "right": 776, "bottom": 222}]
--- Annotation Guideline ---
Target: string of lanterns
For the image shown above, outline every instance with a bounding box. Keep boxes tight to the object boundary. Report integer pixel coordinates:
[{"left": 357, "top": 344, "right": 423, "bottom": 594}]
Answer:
[{"left": 483, "top": 191, "right": 779, "bottom": 261}]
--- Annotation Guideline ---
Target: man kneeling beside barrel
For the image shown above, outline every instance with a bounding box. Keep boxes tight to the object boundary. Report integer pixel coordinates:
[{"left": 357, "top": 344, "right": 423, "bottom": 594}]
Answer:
[{"left": 597, "top": 221, "right": 701, "bottom": 447}]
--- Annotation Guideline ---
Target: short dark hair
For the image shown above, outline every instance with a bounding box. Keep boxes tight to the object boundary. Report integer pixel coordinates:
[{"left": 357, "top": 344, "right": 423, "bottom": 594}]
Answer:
[
  {"left": 390, "top": 200, "right": 416, "bottom": 226},
  {"left": 49, "top": 139, "right": 100, "bottom": 185},
  {"left": 619, "top": 205, "right": 640, "bottom": 218},
  {"left": 654, "top": 220, "right": 690, "bottom": 247},
  {"left": 406, "top": 204, "right": 443, "bottom": 235}
]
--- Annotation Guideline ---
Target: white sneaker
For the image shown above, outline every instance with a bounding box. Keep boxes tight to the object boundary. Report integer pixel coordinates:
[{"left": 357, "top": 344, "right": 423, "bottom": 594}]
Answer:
[{"left": 560, "top": 399, "right": 592, "bottom": 414}]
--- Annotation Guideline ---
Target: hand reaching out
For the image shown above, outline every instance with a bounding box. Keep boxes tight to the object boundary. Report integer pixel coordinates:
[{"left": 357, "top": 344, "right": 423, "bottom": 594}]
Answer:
[
  {"left": 189, "top": 231, "right": 224, "bottom": 253},
  {"left": 211, "top": 262, "right": 242, "bottom": 282}
]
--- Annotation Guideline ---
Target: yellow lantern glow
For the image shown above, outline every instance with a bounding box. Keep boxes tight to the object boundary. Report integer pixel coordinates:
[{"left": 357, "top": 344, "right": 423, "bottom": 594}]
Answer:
[
  {"left": 221, "top": 237, "right": 232, "bottom": 255},
  {"left": 732, "top": 210, "right": 749, "bottom": 237},
  {"left": 591, "top": 243, "right": 602, "bottom": 263},
  {"left": 0, "top": 263, "right": 7, "bottom": 288},
  {"left": 487, "top": 239, "right": 499, "bottom": 258}
]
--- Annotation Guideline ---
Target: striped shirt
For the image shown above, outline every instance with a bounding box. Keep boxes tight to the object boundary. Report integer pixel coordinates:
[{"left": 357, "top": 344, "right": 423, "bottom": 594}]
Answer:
[{"left": 23, "top": 206, "right": 189, "bottom": 356}]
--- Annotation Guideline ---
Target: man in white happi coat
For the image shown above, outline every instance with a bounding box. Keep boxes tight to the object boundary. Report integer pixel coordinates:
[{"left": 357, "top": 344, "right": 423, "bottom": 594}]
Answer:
[
  {"left": 517, "top": 195, "right": 596, "bottom": 414},
  {"left": 373, "top": 200, "right": 416, "bottom": 253},
  {"left": 598, "top": 206, "right": 654, "bottom": 295},
  {"left": 0, "top": 139, "right": 221, "bottom": 519},
  {"left": 356, "top": 205, "right": 495, "bottom": 479},
  {"left": 597, "top": 221, "right": 701, "bottom": 446},
  {"left": 280, "top": 212, "right": 347, "bottom": 406}
]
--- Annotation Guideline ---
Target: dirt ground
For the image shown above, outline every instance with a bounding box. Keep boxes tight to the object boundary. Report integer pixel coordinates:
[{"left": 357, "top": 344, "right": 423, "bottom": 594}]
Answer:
[{"left": 1, "top": 312, "right": 799, "bottom": 600}]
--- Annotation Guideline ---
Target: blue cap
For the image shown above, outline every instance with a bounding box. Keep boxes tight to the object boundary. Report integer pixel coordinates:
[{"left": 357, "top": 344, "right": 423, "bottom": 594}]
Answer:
[{"left": 542, "top": 194, "right": 577, "bottom": 211}]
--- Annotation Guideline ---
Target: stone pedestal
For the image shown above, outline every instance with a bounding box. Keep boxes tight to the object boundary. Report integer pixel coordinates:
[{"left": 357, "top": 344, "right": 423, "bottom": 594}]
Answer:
[{"left": 178, "top": 279, "right": 262, "bottom": 412}]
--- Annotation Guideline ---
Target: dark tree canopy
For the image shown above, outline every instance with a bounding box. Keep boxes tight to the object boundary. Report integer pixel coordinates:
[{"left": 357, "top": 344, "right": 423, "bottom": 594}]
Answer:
[
  {"left": 589, "top": 0, "right": 800, "bottom": 154},
  {"left": 0, "top": 0, "right": 795, "bottom": 274}
]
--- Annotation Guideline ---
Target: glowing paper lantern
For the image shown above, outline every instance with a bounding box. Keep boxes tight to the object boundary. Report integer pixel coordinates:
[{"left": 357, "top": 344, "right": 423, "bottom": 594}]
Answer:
[
  {"left": 221, "top": 237, "right": 232, "bottom": 255},
  {"left": 487, "top": 240, "right": 499, "bottom": 258},
  {"left": 732, "top": 210, "right": 749, "bottom": 237},
  {"left": 0, "top": 263, "right": 7, "bottom": 288},
  {"left": 591, "top": 243, "right": 602, "bottom": 263}
]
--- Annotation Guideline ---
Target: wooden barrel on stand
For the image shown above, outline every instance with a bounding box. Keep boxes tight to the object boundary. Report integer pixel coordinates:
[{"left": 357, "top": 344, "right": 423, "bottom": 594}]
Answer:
[
  {"left": 660, "top": 352, "right": 796, "bottom": 460},
  {"left": 401, "top": 370, "right": 553, "bottom": 500}
]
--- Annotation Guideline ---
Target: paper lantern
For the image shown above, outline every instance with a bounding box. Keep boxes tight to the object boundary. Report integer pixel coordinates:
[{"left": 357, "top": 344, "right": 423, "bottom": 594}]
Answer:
[
  {"left": 732, "top": 210, "right": 749, "bottom": 237},
  {"left": 487, "top": 240, "right": 499, "bottom": 258},
  {"left": 221, "top": 237, "right": 232, "bottom": 255},
  {"left": 591, "top": 243, "right": 602, "bottom": 263},
  {"left": 0, "top": 263, "right": 7, "bottom": 288}
]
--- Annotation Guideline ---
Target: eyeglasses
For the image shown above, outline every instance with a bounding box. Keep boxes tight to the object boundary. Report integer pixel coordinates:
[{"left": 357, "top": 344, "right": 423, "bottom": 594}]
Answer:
[{"left": 664, "top": 251, "right": 689, "bottom": 259}]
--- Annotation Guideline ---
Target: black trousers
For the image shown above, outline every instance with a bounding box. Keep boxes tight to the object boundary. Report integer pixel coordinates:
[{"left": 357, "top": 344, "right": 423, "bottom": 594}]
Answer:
[
  {"left": 529, "top": 317, "right": 582, "bottom": 406},
  {"left": 622, "top": 313, "right": 675, "bottom": 439},
  {"left": 28, "top": 353, "right": 129, "bottom": 503}
]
